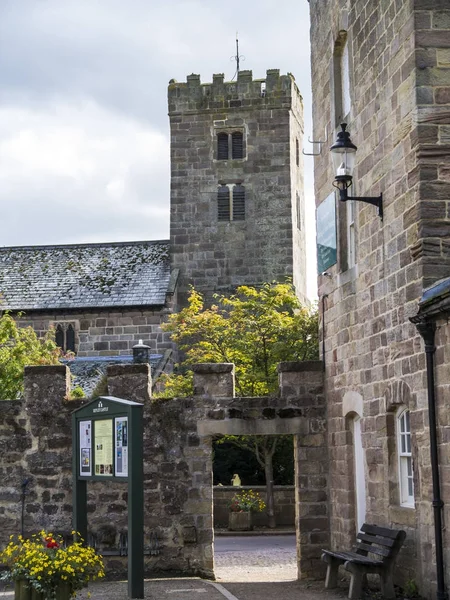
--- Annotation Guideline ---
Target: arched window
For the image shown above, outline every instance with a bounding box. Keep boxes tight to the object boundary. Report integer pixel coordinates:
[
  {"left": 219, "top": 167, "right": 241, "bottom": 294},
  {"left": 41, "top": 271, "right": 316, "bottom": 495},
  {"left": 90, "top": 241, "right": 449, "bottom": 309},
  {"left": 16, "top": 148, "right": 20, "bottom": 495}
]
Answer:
[
  {"left": 66, "top": 324, "right": 76, "bottom": 353},
  {"left": 218, "top": 185, "right": 231, "bottom": 221},
  {"left": 232, "top": 185, "right": 245, "bottom": 220},
  {"left": 397, "top": 409, "right": 414, "bottom": 506},
  {"left": 55, "top": 324, "right": 64, "bottom": 350},
  {"left": 217, "top": 133, "right": 229, "bottom": 160},
  {"left": 231, "top": 132, "right": 244, "bottom": 159}
]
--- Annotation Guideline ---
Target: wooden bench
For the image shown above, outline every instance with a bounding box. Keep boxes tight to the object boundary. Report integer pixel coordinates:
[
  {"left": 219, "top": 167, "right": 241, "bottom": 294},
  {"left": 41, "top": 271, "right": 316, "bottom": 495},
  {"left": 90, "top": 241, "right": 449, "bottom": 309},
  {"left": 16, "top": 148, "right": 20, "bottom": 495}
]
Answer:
[{"left": 322, "top": 523, "right": 406, "bottom": 599}]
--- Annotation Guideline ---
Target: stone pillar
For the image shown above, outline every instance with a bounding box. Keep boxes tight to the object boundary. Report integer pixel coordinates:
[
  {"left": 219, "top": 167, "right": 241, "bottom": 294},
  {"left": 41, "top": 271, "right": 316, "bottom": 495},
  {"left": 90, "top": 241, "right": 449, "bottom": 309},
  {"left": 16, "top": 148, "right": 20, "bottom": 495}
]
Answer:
[
  {"left": 107, "top": 364, "right": 151, "bottom": 403},
  {"left": 278, "top": 361, "right": 329, "bottom": 579},
  {"left": 192, "top": 363, "right": 235, "bottom": 398},
  {"left": 24, "top": 365, "right": 70, "bottom": 416}
]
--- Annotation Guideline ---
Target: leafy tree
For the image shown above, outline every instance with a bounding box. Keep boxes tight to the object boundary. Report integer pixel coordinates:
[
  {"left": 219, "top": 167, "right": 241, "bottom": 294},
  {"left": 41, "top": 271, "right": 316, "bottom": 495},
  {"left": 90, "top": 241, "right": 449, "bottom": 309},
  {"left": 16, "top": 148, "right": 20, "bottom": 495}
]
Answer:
[
  {"left": 0, "top": 313, "right": 60, "bottom": 399},
  {"left": 159, "top": 282, "right": 319, "bottom": 528}
]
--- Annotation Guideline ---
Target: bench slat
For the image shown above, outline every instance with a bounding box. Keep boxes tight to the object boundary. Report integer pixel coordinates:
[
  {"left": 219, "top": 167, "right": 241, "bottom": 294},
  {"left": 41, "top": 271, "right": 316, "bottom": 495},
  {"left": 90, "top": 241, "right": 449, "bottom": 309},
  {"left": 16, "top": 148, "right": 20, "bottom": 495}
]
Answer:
[
  {"left": 356, "top": 532, "right": 396, "bottom": 548},
  {"left": 355, "top": 542, "right": 391, "bottom": 558},
  {"left": 361, "top": 523, "right": 403, "bottom": 540},
  {"left": 322, "top": 549, "right": 383, "bottom": 566}
]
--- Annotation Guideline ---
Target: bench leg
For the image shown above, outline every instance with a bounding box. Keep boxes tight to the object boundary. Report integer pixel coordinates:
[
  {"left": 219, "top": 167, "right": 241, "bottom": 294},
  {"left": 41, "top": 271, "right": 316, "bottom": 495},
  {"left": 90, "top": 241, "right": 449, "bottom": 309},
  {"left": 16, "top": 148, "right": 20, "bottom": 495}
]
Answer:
[
  {"left": 380, "top": 567, "right": 395, "bottom": 599},
  {"left": 322, "top": 553, "right": 340, "bottom": 589},
  {"left": 345, "top": 562, "right": 366, "bottom": 600}
]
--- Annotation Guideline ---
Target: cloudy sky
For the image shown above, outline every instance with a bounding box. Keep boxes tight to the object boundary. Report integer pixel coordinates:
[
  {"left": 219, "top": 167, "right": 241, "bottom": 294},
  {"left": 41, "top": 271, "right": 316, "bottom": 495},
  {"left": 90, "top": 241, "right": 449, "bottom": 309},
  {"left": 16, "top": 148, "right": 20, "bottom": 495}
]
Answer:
[{"left": 0, "top": 0, "right": 316, "bottom": 296}]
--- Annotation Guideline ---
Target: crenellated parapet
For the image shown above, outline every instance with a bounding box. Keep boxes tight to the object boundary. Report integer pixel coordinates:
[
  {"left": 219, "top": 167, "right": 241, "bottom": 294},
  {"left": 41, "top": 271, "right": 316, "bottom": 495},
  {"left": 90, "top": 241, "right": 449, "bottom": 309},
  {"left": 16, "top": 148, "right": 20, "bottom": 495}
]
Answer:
[{"left": 168, "top": 69, "right": 301, "bottom": 114}]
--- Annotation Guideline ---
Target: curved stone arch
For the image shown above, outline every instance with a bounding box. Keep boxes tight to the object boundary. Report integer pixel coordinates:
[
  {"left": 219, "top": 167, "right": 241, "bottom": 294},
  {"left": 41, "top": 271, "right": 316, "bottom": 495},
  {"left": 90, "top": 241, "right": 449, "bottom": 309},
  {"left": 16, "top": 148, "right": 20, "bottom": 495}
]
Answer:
[
  {"left": 384, "top": 379, "right": 414, "bottom": 413},
  {"left": 342, "top": 390, "right": 363, "bottom": 418}
]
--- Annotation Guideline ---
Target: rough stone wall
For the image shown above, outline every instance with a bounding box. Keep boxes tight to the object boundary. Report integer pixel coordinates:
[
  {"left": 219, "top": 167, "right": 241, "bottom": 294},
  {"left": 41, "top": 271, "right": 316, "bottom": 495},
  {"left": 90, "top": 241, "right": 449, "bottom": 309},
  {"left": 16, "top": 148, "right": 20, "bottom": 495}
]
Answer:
[
  {"left": 213, "top": 486, "right": 296, "bottom": 529},
  {"left": 0, "top": 361, "right": 327, "bottom": 580},
  {"left": 310, "top": 0, "right": 450, "bottom": 597},
  {"left": 16, "top": 308, "right": 172, "bottom": 357},
  {"left": 169, "top": 69, "right": 307, "bottom": 307}
]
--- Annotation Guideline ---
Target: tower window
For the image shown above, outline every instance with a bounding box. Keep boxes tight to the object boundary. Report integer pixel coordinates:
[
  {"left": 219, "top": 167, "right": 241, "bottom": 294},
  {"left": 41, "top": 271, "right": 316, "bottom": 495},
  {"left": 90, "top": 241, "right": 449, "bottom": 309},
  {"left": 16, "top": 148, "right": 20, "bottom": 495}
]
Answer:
[
  {"left": 54, "top": 322, "right": 76, "bottom": 354},
  {"left": 217, "top": 133, "right": 229, "bottom": 160},
  {"left": 296, "top": 192, "right": 303, "bottom": 230},
  {"left": 296, "top": 138, "right": 299, "bottom": 167},
  {"left": 217, "top": 184, "right": 246, "bottom": 221},
  {"left": 232, "top": 132, "right": 244, "bottom": 159}
]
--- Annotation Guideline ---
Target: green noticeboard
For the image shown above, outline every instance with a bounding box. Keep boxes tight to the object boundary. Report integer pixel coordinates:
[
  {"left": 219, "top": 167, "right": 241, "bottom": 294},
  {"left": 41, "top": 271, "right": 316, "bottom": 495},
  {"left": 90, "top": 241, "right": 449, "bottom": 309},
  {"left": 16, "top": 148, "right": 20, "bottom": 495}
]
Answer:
[
  {"left": 316, "top": 192, "right": 337, "bottom": 274},
  {"left": 72, "top": 396, "right": 144, "bottom": 599}
]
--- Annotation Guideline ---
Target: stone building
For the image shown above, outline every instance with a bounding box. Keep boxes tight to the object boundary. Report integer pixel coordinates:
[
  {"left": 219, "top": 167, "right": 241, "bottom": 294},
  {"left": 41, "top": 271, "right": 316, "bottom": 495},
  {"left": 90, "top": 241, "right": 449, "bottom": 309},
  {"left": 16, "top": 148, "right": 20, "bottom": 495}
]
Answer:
[
  {"left": 309, "top": 0, "right": 450, "bottom": 597},
  {"left": 0, "top": 69, "right": 307, "bottom": 392},
  {"left": 169, "top": 69, "right": 307, "bottom": 307}
]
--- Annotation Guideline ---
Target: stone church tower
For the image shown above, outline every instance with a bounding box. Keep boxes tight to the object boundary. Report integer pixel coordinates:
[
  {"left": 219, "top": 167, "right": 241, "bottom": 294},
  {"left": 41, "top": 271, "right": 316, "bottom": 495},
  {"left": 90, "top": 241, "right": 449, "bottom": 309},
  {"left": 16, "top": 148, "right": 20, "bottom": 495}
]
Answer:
[{"left": 168, "top": 69, "right": 307, "bottom": 307}]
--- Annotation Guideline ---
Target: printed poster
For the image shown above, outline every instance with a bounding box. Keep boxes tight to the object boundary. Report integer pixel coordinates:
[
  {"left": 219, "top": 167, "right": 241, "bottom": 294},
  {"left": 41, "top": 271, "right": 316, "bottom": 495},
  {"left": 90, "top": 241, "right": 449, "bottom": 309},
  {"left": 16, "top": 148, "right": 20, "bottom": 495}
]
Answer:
[
  {"left": 94, "top": 419, "right": 113, "bottom": 476},
  {"left": 115, "top": 417, "right": 128, "bottom": 477},
  {"left": 79, "top": 420, "right": 92, "bottom": 476}
]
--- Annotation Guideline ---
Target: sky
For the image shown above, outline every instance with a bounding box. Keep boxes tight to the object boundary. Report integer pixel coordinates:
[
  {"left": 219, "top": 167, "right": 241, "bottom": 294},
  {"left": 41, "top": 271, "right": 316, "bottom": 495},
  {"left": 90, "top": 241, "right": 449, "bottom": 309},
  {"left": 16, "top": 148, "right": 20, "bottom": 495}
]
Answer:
[{"left": 0, "top": 0, "right": 317, "bottom": 297}]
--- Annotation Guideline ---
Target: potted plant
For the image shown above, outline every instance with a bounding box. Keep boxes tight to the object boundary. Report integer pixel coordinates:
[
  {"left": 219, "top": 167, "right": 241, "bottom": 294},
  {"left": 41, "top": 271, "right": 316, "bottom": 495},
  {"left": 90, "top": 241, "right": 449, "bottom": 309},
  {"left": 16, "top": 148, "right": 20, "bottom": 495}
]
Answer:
[
  {"left": 0, "top": 530, "right": 105, "bottom": 600},
  {"left": 228, "top": 489, "right": 266, "bottom": 531}
]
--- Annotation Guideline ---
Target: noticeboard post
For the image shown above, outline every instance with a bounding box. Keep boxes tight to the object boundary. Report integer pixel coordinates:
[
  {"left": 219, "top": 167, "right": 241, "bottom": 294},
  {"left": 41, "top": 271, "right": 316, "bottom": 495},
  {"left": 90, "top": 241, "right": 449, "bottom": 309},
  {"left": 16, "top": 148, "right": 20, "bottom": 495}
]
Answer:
[{"left": 72, "top": 396, "right": 144, "bottom": 599}]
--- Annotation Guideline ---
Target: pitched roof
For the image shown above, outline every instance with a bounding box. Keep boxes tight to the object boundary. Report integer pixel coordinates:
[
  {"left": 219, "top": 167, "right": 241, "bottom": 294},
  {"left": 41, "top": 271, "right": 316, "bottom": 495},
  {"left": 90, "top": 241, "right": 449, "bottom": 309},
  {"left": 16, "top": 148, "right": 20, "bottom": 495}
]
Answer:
[{"left": 0, "top": 240, "right": 170, "bottom": 311}]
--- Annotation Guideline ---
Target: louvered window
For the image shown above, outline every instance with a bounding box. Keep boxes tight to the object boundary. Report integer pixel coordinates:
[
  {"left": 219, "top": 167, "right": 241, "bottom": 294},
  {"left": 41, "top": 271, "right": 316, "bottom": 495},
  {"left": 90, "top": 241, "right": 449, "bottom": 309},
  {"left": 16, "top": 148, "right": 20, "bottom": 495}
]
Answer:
[
  {"left": 55, "top": 325, "right": 64, "bottom": 350},
  {"left": 218, "top": 185, "right": 231, "bottom": 221},
  {"left": 232, "top": 132, "right": 244, "bottom": 159},
  {"left": 66, "top": 324, "right": 76, "bottom": 352},
  {"left": 232, "top": 185, "right": 245, "bottom": 220},
  {"left": 217, "top": 133, "right": 229, "bottom": 160}
]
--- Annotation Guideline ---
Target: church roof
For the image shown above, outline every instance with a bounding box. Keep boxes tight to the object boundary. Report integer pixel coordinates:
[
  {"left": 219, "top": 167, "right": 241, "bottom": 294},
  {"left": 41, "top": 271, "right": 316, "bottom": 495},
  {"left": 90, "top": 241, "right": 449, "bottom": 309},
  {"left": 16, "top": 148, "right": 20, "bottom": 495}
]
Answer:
[{"left": 0, "top": 240, "right": 171, "bottom": 311}]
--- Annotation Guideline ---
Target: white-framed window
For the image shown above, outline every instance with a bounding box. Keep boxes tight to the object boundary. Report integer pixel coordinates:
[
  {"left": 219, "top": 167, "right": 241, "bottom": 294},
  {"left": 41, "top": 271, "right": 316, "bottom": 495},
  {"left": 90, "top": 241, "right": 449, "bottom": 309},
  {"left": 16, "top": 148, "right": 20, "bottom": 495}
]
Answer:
[
  {"left": 347, "top": 199, "right": 356, "bottom": 269},
  {"left": 397, "top": 409, "right": 414, "bottom": 507},
  {"left": 340, "top": 39, "right": 351, "bottom": 118}
]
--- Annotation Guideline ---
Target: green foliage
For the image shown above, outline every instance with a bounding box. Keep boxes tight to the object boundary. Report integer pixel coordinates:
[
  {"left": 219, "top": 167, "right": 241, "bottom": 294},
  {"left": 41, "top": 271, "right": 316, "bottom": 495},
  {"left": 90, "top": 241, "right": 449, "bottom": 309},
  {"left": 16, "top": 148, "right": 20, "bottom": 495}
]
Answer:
[
  {"left": 0, "top": 313, "right": 60, "bottom": 400},
  {"left": 213, "top": 436, "right": 294, "bottom": 485},
  {"left": 68, "top": 386, "right": 85, "bottom": 400},
  {"left": 160, "top": 282, "right": 319, "bottom": 397}
]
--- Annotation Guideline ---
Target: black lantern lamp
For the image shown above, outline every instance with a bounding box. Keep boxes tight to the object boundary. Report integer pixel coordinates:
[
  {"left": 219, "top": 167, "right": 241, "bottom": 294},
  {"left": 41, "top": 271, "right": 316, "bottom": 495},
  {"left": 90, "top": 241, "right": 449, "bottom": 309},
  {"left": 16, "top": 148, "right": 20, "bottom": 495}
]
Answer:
[{"left": 330, "top": 123, "right": 383, "bottom": 220}]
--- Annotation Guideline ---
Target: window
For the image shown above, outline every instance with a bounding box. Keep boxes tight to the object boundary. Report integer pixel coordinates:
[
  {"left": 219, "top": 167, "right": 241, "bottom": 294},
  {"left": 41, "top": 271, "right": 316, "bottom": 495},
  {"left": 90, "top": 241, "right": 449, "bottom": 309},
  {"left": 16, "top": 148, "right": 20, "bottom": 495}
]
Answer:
[
  {"left": 296, "top": 192, "right": 303, "bottom": 230},
  {"left": 216, "top": 131, "right": 245, "bottom": 160},
  {"left": 296, "top": 138, "right": 299, "bottom": 167},
  {"left": 347, "top": 199, "right": 356, "bottom": 268},
  {"left": 54, "top": 322, "right": 76, "bottom": 354},
  {"left": 333, "top": 31, "right": 352, "bottom": 125},
  {"left": 217, "top": 184, "right": 245, "bottom": 221},
  {"left": 217, "top": 133, "right": 229, "bottom": 160},
  {"left": 397, "top": 409, "right": 414, "bottom": 507},
  {"left": 232, "top": 132, "right": 243, "bottom": 159}
]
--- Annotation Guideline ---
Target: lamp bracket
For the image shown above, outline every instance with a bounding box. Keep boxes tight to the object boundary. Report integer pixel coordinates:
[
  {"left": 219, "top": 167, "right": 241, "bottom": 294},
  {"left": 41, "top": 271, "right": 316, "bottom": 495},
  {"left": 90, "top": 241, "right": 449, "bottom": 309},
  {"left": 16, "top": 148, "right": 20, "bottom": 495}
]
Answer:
[{"left": 339, "top": 188, "right": 383, "bottom": 220}]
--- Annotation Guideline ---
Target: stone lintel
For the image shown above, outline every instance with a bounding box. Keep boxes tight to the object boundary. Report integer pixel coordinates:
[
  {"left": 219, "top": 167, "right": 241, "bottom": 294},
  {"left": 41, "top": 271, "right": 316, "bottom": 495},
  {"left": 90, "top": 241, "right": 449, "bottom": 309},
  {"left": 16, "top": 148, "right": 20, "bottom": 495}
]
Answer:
[{"left": 197, "top": 417, "right": 308, "bottom": 437}]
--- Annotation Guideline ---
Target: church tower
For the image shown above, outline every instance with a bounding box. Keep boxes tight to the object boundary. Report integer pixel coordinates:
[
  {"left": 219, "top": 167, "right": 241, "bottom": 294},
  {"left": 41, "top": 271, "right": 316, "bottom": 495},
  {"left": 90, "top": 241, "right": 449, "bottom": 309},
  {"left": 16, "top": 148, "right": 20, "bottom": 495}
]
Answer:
[{"left": 168, "top": 69, "right": 306, "bottom": 307}]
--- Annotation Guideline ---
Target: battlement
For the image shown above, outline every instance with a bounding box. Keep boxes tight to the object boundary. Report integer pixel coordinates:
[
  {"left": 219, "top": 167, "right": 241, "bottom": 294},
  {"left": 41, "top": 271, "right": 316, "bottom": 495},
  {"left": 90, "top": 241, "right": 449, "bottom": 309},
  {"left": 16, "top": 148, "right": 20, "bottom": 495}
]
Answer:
[{"left": 168, "top": 69, "right": 300, "bottom": 114}]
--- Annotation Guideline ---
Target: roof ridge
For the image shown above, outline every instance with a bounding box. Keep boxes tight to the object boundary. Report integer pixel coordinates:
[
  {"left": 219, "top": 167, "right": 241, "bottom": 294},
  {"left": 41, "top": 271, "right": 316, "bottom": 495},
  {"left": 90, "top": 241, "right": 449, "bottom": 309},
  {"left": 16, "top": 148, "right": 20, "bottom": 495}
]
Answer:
[{"left": 0, "top": 239, "right": 170, "bottom": 252}]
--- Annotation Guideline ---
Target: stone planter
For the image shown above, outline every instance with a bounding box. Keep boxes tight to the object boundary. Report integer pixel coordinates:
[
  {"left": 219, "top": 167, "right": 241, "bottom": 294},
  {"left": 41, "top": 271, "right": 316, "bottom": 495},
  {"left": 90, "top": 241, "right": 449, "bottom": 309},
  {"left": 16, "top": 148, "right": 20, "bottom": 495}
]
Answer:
[
  {"left": 14, "top": 580, "right": 72, "bottom": 600},
  {"left": 228, "top": 511, "right": 253, "bottom": 531}
]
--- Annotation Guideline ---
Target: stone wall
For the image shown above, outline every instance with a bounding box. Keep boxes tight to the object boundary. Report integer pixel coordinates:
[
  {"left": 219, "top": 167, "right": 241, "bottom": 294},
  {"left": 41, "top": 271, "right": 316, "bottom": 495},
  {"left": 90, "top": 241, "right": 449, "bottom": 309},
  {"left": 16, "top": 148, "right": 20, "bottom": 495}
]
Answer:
[
  {"left": 17, "top": 308, "right": 172, "bottom": 357},
  {"left": 169, "top": 69, "right": 307, "bottom": 307},
  {"left": 0, "top": 360, "right": 327, "bottom": 580},
  {"left": 213, "top": 486, "right": 295, "bottom": 529},
  {"left": 309, "top": 0, "right": 450, "bottom": 597}
]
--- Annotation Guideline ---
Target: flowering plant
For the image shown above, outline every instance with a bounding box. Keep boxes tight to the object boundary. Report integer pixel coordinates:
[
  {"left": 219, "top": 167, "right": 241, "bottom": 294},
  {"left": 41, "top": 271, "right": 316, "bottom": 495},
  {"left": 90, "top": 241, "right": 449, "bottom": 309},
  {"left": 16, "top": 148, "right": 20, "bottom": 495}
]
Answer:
[
  {"left": 0, "top": 530, "right": 105, "bottom": 599},
  {"left": 229, "top": 489, "right": 266, "bottom": 513}
]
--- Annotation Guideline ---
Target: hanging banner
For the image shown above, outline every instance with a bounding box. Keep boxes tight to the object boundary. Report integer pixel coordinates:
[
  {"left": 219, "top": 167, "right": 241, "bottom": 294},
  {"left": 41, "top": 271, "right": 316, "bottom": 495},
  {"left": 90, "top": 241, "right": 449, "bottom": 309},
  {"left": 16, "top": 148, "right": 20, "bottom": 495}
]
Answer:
[
  {"left": 79, "top": 420, "right": 92, "bottom": 476},
  {"left": 115, "top": 417, "right": 129, "bottom": 477},
  {"left": 94, "top": 419, "right": 113, "bottom": 476},
  {"left": 316, "top": 192, "right": 337, "bottom": 273}
]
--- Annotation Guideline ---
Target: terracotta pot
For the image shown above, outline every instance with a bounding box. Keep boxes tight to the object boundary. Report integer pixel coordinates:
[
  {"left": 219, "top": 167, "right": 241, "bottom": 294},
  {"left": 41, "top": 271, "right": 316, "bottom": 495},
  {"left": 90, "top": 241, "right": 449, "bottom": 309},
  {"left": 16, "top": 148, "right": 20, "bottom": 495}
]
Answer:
[{"left": 228, "top": 511, "right": 253, "bottom": 531}]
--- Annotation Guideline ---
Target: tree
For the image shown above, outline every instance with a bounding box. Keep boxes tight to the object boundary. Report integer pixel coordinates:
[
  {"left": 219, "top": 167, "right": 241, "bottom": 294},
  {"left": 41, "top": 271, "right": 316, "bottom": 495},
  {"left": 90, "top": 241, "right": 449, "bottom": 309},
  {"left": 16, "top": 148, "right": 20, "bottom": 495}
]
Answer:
[
  {"left": 159, "top": 282, "right": 319, "bottom": 528},
  {"left": 0, "top": 313, "right": 61, "bottom": 400}
]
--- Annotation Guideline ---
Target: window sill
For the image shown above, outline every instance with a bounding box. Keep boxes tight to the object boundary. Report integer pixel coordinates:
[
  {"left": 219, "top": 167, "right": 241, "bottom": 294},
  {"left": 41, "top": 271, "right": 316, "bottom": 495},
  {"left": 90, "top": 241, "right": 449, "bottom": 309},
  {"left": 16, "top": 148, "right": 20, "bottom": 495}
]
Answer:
[{"left": 389, "top": 504, "right": 416, "bottom": 527}]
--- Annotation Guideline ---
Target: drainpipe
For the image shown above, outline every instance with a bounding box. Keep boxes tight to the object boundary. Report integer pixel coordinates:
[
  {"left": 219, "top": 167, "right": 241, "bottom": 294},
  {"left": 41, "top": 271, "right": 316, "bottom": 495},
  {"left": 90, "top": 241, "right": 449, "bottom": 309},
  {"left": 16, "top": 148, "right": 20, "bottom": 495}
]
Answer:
[{"left": 414, "top": 321, "right": 447, "bottom": 600}]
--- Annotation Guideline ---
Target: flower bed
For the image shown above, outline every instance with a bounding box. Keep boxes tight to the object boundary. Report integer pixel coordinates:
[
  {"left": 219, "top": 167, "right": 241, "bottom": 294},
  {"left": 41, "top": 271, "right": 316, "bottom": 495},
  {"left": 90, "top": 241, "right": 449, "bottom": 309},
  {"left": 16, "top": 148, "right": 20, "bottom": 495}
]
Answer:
[{"left": 0, "top": 531, "right": 104, "bottom": 599}]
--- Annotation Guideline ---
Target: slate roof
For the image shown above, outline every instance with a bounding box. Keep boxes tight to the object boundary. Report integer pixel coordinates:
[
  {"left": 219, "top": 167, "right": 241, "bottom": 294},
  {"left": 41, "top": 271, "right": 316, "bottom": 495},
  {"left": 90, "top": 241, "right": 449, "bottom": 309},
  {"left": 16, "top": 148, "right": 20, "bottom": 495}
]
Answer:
[{"left": 0, "top": 240, "right": 170, "bottom": 311}]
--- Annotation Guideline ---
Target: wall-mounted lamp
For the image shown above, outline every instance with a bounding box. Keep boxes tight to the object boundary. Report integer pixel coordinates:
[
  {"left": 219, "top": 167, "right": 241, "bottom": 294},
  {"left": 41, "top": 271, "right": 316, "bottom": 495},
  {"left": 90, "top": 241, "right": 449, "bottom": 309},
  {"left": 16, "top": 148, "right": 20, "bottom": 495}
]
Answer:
[{"left": 330, "top": 123, "right": 383, "bottom": 220}]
